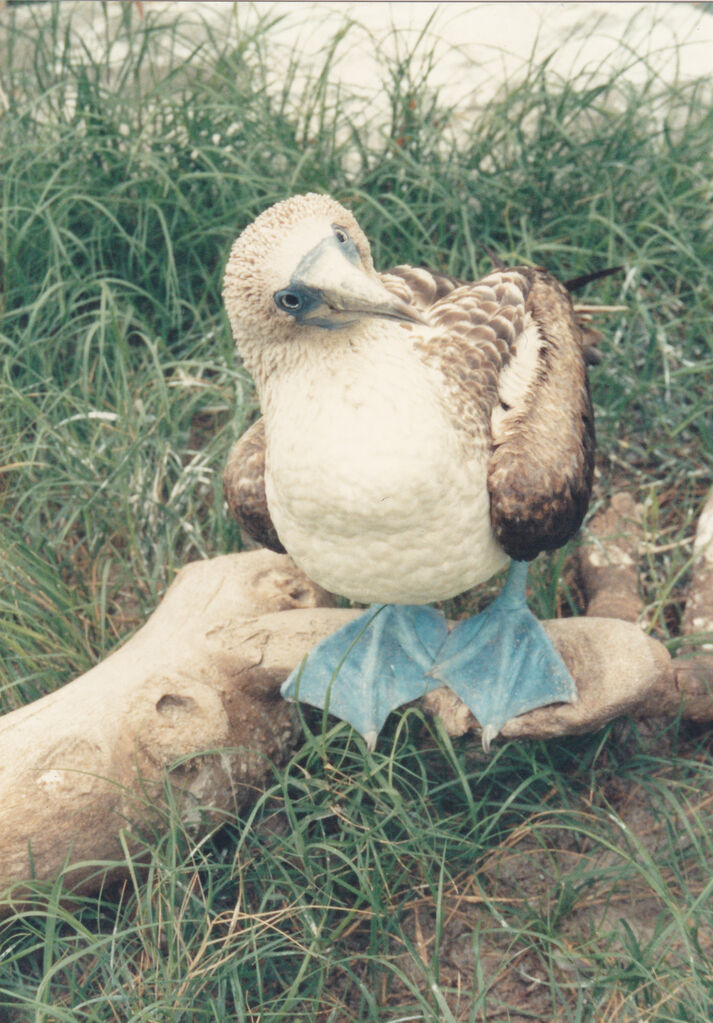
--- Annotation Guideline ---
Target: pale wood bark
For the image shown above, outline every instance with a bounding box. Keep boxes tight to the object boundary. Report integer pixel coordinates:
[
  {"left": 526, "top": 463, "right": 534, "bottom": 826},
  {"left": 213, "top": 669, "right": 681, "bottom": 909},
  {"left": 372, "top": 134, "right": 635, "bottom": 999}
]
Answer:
[
  {"left": 578, "top": 491, "right": 645, "bottom": 622},
  {"left": 0, "top": 550, "right": 341, "bottom": 903}
]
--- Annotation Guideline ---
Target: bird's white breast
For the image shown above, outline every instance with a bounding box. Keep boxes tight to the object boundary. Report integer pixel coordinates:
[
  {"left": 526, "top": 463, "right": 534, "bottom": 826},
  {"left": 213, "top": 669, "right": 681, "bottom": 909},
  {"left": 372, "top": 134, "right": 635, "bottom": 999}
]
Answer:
[{"left": 262, "top": 327, "right": 508, "bottom": 603}]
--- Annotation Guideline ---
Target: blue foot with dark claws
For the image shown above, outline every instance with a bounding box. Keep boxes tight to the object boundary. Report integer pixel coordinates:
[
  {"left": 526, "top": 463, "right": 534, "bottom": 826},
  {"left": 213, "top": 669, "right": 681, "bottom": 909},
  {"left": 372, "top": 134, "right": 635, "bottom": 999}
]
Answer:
[
  {"left": 429, "top": 561, "right": 577, "bottom": 750},
  {"left": 281, "top": 604, "right": 449, "bottom": 749}
]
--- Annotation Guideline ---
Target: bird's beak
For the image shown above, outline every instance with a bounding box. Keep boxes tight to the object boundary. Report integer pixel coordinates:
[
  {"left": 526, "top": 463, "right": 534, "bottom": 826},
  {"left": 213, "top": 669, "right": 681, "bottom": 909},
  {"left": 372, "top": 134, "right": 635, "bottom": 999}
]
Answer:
[
  {"left": 317, "top": 266, "right": 427, "bottom": 325},
  {"left": 295, "top": 239, "right": 427, "bottom": 326}
]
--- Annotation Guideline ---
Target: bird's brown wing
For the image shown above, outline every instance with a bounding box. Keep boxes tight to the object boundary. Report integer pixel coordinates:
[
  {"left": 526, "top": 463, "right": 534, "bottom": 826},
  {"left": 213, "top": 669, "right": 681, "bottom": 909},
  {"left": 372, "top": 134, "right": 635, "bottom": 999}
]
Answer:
[
  {"left": 380, "top": 264, "right": 466, "bottom": 310},
  {"left": 222, "top": 417, "right": 285, "bottom": 553},
  {"left": 485, "top": 269, "right": 595, "bottom": 561},
  {"left": 383, "top": 262, "right": 609, "bottom": 364},
  {"left": 387, "top": 265, "right": 595, "bottom": 563}
]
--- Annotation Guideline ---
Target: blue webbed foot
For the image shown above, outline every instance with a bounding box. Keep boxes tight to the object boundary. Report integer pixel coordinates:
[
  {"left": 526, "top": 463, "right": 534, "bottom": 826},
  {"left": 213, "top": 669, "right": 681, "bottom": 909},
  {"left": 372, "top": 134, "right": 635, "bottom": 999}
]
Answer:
[
  {"left": 429, "top": 561, "right": 577, "bottom": 751},
  {"left": 281, "top": 604, "right": 449, "bottom": 749}
]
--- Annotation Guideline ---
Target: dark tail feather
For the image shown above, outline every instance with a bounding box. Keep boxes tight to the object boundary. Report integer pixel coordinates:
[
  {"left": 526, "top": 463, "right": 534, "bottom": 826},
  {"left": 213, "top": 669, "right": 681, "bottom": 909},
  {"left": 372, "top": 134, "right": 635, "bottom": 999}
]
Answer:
[{"left": 565, "top": 265, "right": 623, "bottom": 292}]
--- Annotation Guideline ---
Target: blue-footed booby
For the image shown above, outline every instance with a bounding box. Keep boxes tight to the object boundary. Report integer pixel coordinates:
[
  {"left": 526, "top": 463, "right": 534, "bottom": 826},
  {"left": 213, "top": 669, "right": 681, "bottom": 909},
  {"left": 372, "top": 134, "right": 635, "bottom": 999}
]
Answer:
[{"left": 222, "top": 192, "right": 596, "bottom": 750}]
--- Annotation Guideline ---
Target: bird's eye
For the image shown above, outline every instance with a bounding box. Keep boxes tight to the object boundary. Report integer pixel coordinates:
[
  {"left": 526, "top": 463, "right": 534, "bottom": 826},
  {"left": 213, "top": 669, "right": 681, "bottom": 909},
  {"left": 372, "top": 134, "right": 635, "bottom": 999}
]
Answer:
[
  {"left": 275, "top": 290, "right": 303, "bottom": 312},
  {"left": 333, "top": 226, "right": 350, "bottom": 244}
]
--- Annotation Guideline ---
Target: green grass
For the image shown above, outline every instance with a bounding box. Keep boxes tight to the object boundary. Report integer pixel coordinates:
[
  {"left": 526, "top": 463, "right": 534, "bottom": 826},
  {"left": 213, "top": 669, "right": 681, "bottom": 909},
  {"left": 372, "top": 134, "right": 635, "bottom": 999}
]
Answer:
[{"left": 1, "top": 2, "right": 713, "bottom": 1019}]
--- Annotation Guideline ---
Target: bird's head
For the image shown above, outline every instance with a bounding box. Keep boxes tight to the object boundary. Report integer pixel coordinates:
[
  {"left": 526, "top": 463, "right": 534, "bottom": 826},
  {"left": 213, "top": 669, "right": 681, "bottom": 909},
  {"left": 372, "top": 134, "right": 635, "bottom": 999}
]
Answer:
[{"left": 223, "top": 193, "right": 425, "bottom": 382}]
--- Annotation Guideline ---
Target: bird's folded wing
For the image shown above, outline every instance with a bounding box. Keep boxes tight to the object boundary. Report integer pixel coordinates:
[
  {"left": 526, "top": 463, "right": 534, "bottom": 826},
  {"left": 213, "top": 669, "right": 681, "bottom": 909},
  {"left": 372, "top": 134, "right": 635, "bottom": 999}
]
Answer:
[
  {"left": 486, "top": 269, "right": 595, "bottom": 561},
  {"left": 379, "top": 264, "right": 465, "bottom": 309},
  {"left": 222, "top": 417, "right": 285, "bottom": 554},
  {"left": 384, "top": 265, "right": 595, "bottom": 563}
]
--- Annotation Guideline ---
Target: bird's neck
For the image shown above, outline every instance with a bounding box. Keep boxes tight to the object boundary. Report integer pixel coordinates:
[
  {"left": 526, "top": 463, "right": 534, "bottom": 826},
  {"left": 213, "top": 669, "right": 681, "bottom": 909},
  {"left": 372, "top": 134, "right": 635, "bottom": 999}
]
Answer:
[{"left": 254, "top": 319, "right": 405, "bottom": 412}]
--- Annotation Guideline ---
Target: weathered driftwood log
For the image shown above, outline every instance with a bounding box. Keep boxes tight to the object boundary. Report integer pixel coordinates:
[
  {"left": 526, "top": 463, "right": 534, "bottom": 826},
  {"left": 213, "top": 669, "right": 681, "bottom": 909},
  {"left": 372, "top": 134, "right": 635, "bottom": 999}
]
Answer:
[
  {"left": 578, "top": 491, "right": 645, "bottom": 622},
  {"left": 1, "top": 499, "right": 712, "bottom": 901},
  {"left": 0, "top": 551, "right": 340, "bottom": 903}
]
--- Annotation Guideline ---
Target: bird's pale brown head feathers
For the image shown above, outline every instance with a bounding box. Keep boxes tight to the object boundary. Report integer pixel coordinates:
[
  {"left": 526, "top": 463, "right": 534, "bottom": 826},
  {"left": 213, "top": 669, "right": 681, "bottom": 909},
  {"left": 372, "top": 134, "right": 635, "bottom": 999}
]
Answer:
[{"left": 222, "top": 192, "right": 423, "bottom": 387}]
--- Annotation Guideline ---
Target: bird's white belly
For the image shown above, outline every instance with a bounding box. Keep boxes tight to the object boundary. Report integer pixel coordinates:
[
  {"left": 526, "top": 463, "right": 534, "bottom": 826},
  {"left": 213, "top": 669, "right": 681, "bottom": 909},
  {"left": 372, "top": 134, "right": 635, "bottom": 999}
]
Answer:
[{"left": 263, "top": 339, "right": 508, "bottom": 604}]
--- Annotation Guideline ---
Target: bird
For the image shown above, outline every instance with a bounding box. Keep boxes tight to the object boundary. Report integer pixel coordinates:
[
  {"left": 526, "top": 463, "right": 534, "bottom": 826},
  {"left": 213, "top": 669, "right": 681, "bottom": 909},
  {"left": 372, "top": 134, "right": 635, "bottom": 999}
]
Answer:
[{"left": 222, "top": 192, "right": 599, "bottom": 751}]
